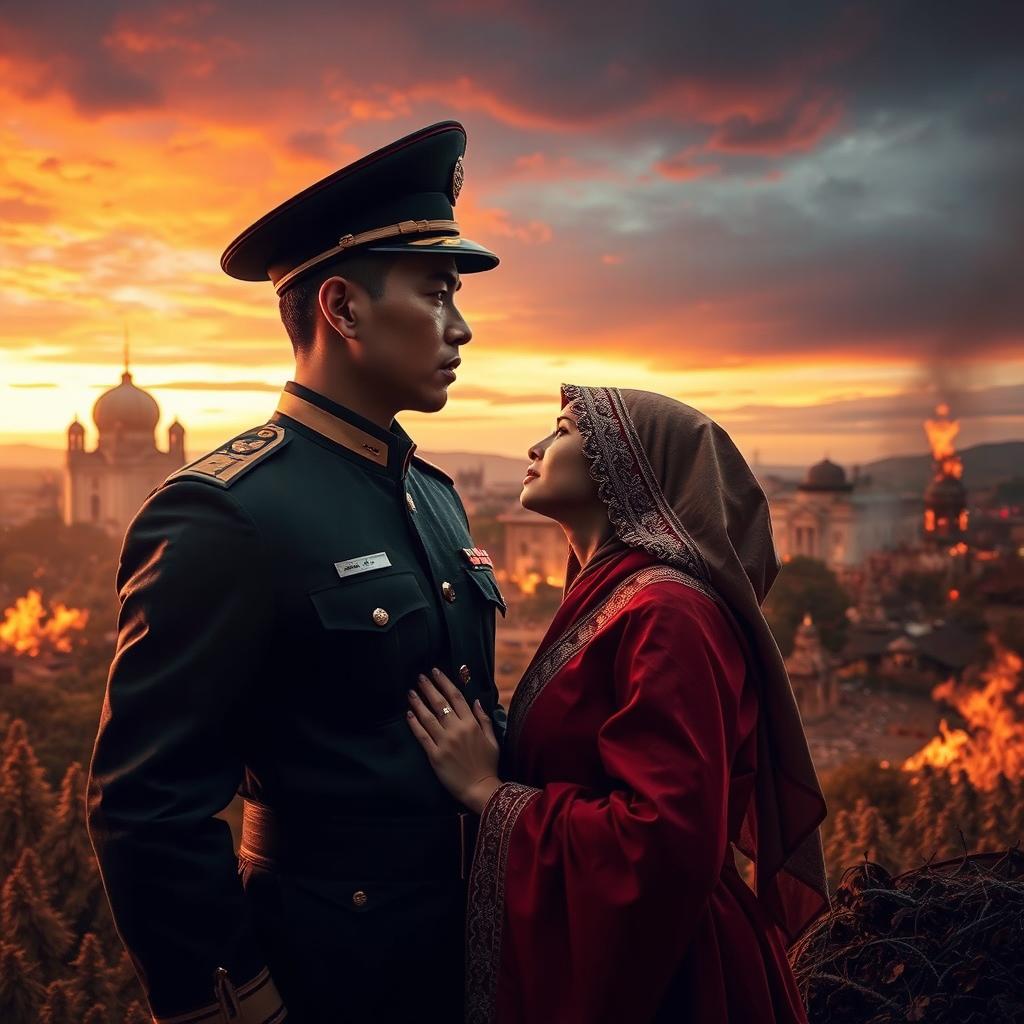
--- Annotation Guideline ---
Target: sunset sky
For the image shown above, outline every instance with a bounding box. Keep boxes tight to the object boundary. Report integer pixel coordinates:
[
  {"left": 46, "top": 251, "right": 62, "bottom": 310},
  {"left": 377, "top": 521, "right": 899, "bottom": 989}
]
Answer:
[{"left": 1, "top": 2, "right": 1022, "bottom": 466}]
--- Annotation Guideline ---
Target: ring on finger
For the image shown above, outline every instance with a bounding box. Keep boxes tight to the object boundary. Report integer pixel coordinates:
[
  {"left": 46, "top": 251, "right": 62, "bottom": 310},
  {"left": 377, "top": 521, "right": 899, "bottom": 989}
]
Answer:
[{"left": 440, "top": 705, "right": 452, "bottom": 716}]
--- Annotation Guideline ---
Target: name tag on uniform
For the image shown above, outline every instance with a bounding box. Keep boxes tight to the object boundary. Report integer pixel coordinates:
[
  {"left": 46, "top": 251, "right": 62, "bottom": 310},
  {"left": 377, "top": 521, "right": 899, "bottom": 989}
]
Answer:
[{"left": 335, "top": 552, "right": 392, "bottom": 579}]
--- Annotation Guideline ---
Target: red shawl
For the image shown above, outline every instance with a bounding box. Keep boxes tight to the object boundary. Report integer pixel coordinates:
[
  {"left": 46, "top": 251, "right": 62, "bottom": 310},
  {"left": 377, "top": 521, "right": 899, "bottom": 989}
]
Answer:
[{"left": 467, "top": 549, "right": 812, "bottom": 1023}]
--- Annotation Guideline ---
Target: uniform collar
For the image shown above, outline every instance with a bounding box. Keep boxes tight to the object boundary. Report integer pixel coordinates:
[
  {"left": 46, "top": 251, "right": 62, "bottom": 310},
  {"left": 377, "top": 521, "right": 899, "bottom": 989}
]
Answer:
[{"left": 273, "top": 381, "right": 417, "bottom": 479}]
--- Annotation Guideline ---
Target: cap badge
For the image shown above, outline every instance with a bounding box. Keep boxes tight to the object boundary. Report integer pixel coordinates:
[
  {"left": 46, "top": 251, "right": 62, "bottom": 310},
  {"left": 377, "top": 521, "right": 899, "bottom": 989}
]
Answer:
[{"left": 450, "top": 156, "right": 465, "bottom": 204}]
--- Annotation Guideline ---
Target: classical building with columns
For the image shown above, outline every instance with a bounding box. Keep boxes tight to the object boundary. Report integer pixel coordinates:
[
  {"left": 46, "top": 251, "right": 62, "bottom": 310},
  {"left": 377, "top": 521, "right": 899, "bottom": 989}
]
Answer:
[
  {"left": 769, "top": 458, "right": 920, "bottom": 573},
  {"left": 64, "top": 365, "right": 185, "bottom": 538}
]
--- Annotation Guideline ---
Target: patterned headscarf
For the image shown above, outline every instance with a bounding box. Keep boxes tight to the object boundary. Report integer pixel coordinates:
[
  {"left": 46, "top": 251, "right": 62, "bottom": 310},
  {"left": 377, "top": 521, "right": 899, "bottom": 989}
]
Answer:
[{"left": 560, "top": 384, "right": 830, "bottom": 943}]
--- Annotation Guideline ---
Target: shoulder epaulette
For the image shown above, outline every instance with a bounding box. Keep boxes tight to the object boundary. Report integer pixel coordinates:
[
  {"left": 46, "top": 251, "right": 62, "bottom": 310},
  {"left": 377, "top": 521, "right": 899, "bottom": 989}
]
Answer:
[
  {"left": 411, "top": 454, "right": 454, "bottom": 486},
  {"left": 166, "top": 423, "right": 291, "bottom": 488}
]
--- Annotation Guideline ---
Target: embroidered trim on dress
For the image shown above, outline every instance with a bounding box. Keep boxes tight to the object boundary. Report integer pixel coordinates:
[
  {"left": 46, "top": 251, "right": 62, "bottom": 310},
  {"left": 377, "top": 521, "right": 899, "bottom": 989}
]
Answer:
[
  {"left": 506, "top": 564, "right": 716, "bottom": 751},
  {"left": 561, "top": 384, "right": 711, "bottom": 590},
  {"left": 465, "top": 782, "right": 541, "bottom": 1024}
]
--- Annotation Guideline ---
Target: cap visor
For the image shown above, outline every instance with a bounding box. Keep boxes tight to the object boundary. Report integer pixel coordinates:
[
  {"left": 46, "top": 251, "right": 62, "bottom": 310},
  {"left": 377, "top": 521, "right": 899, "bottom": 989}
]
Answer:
[{"left": 362, "top": 235, "right": 499, "bottom": 272}]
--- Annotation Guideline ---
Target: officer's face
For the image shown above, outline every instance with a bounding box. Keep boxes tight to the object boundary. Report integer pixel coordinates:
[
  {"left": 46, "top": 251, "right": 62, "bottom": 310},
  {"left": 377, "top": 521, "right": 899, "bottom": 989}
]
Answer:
[
  {"left": 357, "top": 254, "right": 472, "bottom": 413},
  {"left": 520, "top": 405, "right": 601, "bottom": 519}
]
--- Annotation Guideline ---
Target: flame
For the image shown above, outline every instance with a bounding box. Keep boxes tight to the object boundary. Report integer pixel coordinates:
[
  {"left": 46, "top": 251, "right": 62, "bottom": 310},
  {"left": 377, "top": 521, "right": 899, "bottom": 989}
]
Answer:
[
  {"left": 0, "top": 589, "right": 89, "bottom": 658},
  {"left": 515, "top": 571, "right": 566, "bottom": 596},
  {"left": 902, "top": 644, "right": 1024, "bottom": 790},
  {"left": 923, "top": 402, "right": 963, "bottom": 479}
]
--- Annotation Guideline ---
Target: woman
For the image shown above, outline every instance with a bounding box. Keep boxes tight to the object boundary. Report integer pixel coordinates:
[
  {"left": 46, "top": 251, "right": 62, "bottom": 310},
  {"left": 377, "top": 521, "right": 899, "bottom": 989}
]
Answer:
[{"left": 406, "top": 385, "right": 830, "bottom": 1023}]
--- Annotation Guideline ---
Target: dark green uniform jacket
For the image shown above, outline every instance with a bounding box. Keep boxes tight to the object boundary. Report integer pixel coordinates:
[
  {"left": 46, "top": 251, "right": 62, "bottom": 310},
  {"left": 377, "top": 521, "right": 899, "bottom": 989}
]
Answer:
[{"left": 87, "top": 381, "right": 506, "bottom": 1023}]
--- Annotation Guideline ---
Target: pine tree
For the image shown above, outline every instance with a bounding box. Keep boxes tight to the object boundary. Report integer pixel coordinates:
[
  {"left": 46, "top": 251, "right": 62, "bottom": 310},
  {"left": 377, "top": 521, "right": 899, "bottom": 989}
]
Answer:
[
  {"left": 39, "top": 980, "right": 84, "bottom": 1024},
  {"left": 1, "top": 717, "right": 28, "bottom": 761},
  {"left": 112, "top": 946, "right": 145, "bottom": 1008},
  {"left": 900, "top": 766, "right": 950, "bottom": 865},
  {"left": 850, "top": 798, "right": 898, "bottom": 871},
  {"left": 122, "top": 1001, "right": 150, "bottom": 1024},
  {"left": 65, "top": 933, "right": 116, "bottom": 1020},
  {"left": 948, "top": 772, "right": 981, "bottom": 850},
  {"left": 83, "top": 1005, "right": 109, "bottom": 1024},
  {"left": 0, "top": 941, "right": 46, "bottom": 1024},
  {"left": 0, "top": 847, "right": 72, "bottom": 980},
  {"left": 922, "top": 801, "right": 961, "bottom": 863},
  {"left": 981, "top": 772, "right": 1016, "bottom": 848},
  {"left": 824, "top": 806, "right": 858, "bottom": 883},
  {"left": 0, "top": 731, "right": 55, "bottom": 873},
  {"left": 42, "top": 761, "right": 102, "bottom": 929}
]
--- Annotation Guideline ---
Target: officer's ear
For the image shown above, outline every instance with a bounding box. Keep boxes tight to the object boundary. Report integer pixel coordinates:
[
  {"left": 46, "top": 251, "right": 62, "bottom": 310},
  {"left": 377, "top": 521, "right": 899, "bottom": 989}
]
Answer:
[{"left": 319, "top": 275, "right": 366, "bottom": 342}]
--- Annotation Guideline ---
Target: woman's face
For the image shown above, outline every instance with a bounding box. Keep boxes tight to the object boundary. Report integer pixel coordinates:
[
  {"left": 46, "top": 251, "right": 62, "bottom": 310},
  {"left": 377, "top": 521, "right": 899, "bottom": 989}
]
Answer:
[{"left": 520, "top": 404, "right": 601, "bottom": 519}]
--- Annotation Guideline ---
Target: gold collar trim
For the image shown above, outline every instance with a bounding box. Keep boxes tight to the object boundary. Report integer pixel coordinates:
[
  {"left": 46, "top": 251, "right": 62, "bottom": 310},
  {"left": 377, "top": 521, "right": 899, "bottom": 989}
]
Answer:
[{"left": 275, "top": 391, "right": 389, "bottom": 467}]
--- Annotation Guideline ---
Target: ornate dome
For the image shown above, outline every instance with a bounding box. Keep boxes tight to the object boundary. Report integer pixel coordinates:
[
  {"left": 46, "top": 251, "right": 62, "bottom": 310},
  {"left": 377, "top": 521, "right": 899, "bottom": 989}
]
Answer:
[
  {"left": 800, "top": 457, "right": 849, "bottom": 491},
  {"left": 93, "top": 371, "right": 160, "bottom": 434}
]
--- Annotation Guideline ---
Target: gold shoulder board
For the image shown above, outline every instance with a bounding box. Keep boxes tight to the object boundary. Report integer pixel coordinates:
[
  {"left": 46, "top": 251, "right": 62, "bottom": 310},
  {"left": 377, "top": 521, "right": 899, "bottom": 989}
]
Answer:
[{"left": 168, "top": 423, "right": 290, "bottom": 488}]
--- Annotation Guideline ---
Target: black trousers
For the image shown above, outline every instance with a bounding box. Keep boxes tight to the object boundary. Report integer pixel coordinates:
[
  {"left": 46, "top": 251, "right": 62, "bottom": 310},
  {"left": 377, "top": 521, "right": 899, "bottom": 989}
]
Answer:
[{"left": 240, "top": 856, "right": 467, "bottom": 1023}]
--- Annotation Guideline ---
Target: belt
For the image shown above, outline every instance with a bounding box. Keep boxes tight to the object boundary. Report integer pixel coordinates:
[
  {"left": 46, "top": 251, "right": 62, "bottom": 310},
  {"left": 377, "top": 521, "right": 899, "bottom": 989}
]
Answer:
[{"left": 239, "top": 799, "right": 476, "bottom": 881}]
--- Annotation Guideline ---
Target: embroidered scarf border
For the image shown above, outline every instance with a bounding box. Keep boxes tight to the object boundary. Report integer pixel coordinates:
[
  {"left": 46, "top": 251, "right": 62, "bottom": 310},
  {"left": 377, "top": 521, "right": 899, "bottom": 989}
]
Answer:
[
  {"left": 561, "top": 384, "right": 711, "bottom": 590},
  {"left": 465, "top": 781, "right": 540, "bottom": 1024},
  {"left": 466, "top": 564, "right": 716, "bottom": 1024},
  {"left": 506, "top": 563, "right": 715, "bottom": 751}
]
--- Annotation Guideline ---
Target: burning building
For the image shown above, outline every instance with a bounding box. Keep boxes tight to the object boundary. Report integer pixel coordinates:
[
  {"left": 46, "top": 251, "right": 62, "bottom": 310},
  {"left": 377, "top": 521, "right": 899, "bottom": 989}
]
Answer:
[
  {"left": 0, "top": 589, "right": 88, "bottom": 658},
  {"left": 922, "top": 402, "right": 969, "bottom": 545}
]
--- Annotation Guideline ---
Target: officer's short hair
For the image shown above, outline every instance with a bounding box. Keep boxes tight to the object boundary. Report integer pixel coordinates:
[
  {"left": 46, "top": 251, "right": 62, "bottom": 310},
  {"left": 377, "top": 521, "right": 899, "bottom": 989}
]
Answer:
[{"left": 279, "top": 252, "right": 396, "bottom": 356}]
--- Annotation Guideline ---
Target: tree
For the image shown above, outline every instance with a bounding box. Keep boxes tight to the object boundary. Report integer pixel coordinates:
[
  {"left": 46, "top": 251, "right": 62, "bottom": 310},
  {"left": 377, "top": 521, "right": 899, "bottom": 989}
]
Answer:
[
  {"left": 821, "top": 757, "right": 912, "bottom": 838},
  {"left": 0, "top": 942, "right": 45, "bottom": 1024},
  {"left": 83, "top": 1005, "right": 109, "bottom": 1024},
  {"left": 0, "top": 848, "right": 72, "bottom": 979},
  {"left": 39, "top": 981, "right": 84, "bottom": 1024},
  {"left": 947, "top": 773, "right": 981, "bottom": 848},
  {"left": 824, "top": 806, "right": 859, "bottom": 885},
  {"left": 122, "top": 1003, "right": 150, "bottom": 1024},
  {"left": 849, "top": 798, "right": 898, "bottom": 871},
  {"left": 0, "top": 729, "right": 55, "bottom": 873},
  {"left": 899, "top": 765, "right": 951, "bottom": 865},
  {"left": 763, "top": 556, "right": 850, "bottom": 655},
  {"left": 42, "top": 761, "right": 103, "bottom": 929},
  {"left": 65, "top": 934, "right": 115, "bottom": 1020}
]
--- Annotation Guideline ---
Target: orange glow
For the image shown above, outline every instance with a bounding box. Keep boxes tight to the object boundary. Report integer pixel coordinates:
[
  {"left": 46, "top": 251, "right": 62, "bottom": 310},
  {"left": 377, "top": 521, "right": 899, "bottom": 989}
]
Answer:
[
  {"left": 0, "top": 589, "right": 89, "bottom": 658},
  {"left": 902, "top": 645, "right": 1024, "bottom": 789},
  {"left": 948, "top": 589, "right": 960, "bottom": 601},
  {"left": 924, "top": 509, "right": 936, "bottom": 533},
  {"left": 514, "top": 571, "right": 565, "bottom": 596}
]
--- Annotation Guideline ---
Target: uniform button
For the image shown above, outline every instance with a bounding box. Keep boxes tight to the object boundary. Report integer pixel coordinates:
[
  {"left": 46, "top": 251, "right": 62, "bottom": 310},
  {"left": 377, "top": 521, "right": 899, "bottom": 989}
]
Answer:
[
  {"left": 459, "top": 664, "right": 471, "bottom": 685},
  {"left": 442, "top": 581, "right": 456, "bottom": 603},
  {"left": 351, "top": 890, "right": 368, "bottom": 908},
  {"left": 372, "top": 608, "right": 390, "bottom": 627},
  {"left": 406, "top": 493, "right": 417, "bottom": 513}
]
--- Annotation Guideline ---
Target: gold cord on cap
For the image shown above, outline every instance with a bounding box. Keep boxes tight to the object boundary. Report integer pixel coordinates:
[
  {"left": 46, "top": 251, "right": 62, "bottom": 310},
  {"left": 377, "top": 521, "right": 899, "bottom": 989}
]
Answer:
[{"left": 274, "top": 218, "right": 460, "bottom": 294}]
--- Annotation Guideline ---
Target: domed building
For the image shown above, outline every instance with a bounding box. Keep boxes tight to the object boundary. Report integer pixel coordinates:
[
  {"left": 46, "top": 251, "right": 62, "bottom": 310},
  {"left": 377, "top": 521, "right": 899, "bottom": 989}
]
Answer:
[
  {"left": 768, "top": 456, "right": 919, "bottom": 574},
  {"left": 64, "top": 363, "right": 186, "bottom": 537}
]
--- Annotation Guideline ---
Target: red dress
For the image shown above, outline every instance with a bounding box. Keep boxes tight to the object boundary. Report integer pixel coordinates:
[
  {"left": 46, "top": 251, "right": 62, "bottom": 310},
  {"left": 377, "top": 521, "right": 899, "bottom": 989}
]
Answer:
[{"left": 466, "top": 549, "right": 809, "bottom": 1023}]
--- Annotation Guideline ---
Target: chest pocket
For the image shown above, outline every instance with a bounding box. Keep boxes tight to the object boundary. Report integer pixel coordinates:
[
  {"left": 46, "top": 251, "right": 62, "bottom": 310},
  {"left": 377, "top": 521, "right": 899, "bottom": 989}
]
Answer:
[
  {"left": 308, "top": 570, "right": 433, "bottom": 723},
  {"left": 461, "top": 567, "right": 507, "bottom": 617}
]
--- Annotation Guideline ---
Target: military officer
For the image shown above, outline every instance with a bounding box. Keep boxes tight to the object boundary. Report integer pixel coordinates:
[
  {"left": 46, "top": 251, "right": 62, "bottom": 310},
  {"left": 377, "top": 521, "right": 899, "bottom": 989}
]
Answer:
[{"left": 87, "top": 122, "right": 506, "bottom": 1023}]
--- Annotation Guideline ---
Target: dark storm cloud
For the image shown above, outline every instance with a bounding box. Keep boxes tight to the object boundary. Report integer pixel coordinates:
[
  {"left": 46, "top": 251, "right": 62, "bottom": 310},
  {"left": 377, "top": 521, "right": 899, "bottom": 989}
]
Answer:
[
  {"left": 1, "top": 0, "right": 1021, "bottom": 367},
  {"left": 710, "top": 382, "right": 1024, "bottom": 436}
]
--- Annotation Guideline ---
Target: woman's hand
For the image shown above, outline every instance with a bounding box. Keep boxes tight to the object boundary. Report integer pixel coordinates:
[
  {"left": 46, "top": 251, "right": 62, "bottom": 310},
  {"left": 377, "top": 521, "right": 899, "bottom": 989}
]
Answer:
[{"left": 406, "top": 668, "right": 501, "bottom": 814}]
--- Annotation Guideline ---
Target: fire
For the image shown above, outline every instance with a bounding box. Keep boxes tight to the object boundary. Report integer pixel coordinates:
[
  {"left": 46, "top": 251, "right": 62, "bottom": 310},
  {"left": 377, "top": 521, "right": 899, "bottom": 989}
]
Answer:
[
  {"left": 923, "top": 402, "right": 963, "bottom": 480},
  {"left": 516, "top": 572, "right": 565, "bottom": 596},
  {"left": 0, "top": 589, "right": 89, "bottom": 658},
  {"left": 903, "top": 644, "right": 1024, "bottom": 790}
]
